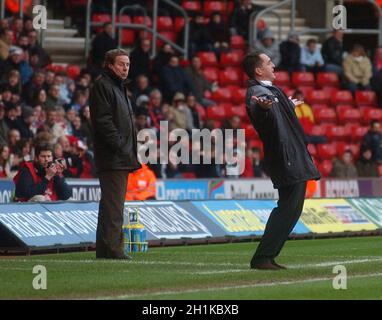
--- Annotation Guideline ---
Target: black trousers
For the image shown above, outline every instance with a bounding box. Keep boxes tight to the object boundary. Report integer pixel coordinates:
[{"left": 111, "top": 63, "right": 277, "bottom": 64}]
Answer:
[
  {"left": 251, "top": 181, "right": 307, "bottom": 264},
  {"left": 96, "top": 170, "right": 129, "bottom": 258}
]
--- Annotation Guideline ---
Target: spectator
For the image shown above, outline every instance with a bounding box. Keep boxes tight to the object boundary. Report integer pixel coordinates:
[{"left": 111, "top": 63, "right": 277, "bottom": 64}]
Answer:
[
  {"left": 0, "top": 103, "right": 9, "bottom": 145},
  {"left": 90, "top": 22, "right": 117, "bottom": 71},
  {"left": 294, "top": 90, "right": 326, "bottom": 144},
  {"left": 230, "top": 0, "right": 265, "bottom": 40},
  {"left": 133, "top": 74, "right": 152, "bottom": 102},
  {"left": 194, "top": 143, "right": 223, "bottom": 178},
  {"left": 71, "top": 115, "right": 85, "bottom": 141},
  {"left": 166, "top": 92, "right": 194, "bottom": 131},
  {"left": 4, "top": 103, "right": 18, "bottom": 129},
  {"left": 147, "top": 89, "right": 166, "bottom": 130},
  {"left": 185, "top": 93, "right": 201, "bottom": 129},
  {"left": 134, "top": 107, "right": 151, "bottom": 132},
  {"left": 371, "top": 47, "right": 382, "bottom": 106},
  {"left": 2, "top": 46, "right": 33, "bottom": 85},
  {"left": 27, "top": 30, "right": 51, "bottom": 67},
  {"left": 15, "top": 138, "right": 31, "bottom": 161},
  {"left": 8, "top": 128, "right": 20, "bottom": 152},
  {"left": 80, "top": 105, "right": 93, "bottom": 150},
  {"left": 300, "top": 38, "right": 325, "bottom": 74},
  {"left": 12, "top": 16, "right": 23, "bottom": 39},
  {"left": 330, "top": 150, "right": 358, "bottom": 178},
  {"left": 0, "top": 29, "right": 13, "bottom": 61},
  {"left": 6, "top": 69, "right": 22, "bottom": 95},
  {"left": 13, "top": 143, "right": 72, "bottom": 202},
  {"left": 255, "top": 30, "right": 281, "bottom": 67},
  {"left": 356, "top": 146, "right": 379, "bottom": 177},
  {"left": 208, "top": 12, "right": 230, "bottom": 58},
  {"left": 185, "top": 56, "right": 216, "bottom": 107},
  {"left": 40, "top": 107, "right": 67, "bottom": 141},
  {"left": 32, "top": 88, "right": 48, "bottom": 109},
  {"left": 23, "top": 70, "right": 46, "bottom": 105},
  {"left": 0, "top": 144, "right": 11, "bottom": 177},
  {"left": 70, "top": 90, "right": 88, "bottom": 113},
  {"left": 251, "top": 147, "right": 266, "bottom": 177},
  {"left": 321, "top": 29, "right": 344, "bottom": 76},
  {"left": 124, "top": 163, "right": 156, "bottom": 200},
  {"left": 53, "top": 73, "right": 71, "bottom": 105},
  {"left": 45, "top": 84, "right": 66, "bottom": 109},
  {"left": 14, "top": 105, "right": 35, "bottom": 139},
  {"left": 152, "top": 43, "right": 174, "bottom": 81},
  {"left": 343, "top": 44, "right": 372, "bottom": 95},
  {"left": 361, "top": 120, "right": 382, "bottom": 163},
  {"left": 279, "top": 31, "right": 301, "bottom": 74},
  {"left": 241, "top": 145, "right": 254, "bottom": 177},
  {"left": 159, "top": 55, "right": 193, "bottom": 102},
  {"left": 128, "top": 38, "right": 151, "bottom": 83}
]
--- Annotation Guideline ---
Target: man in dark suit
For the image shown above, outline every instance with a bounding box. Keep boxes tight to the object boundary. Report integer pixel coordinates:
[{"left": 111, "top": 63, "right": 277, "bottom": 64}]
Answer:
[
  {"left": 243, "top": 51, "right": 320, "bottom": 270},
  {"left": 90, "top": 49, "right": 141, "bottom": 259}
]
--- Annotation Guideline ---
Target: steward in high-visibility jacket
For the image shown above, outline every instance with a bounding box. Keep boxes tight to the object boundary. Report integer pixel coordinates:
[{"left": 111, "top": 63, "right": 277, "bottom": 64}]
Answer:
[{"left": 125, "top": 163, "right": 156, "bottom": 201}]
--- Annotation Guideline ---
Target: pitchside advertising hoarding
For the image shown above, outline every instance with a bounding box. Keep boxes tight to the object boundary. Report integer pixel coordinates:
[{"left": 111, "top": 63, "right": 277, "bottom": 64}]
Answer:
[{"left": 0, "top": 199, "right": 380, "bottom": 250}]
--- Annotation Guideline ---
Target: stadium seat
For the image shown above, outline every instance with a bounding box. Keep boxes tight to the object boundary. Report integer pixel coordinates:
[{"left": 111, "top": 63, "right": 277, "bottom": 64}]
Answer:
[
  {"left": 306, "top": 90, "right": 330, "bottom": 105},
  {"left": 338, "top": 108, "right": 361, "bottom": 125},
  {"left": 317, "top": 143, "right": 337, "bottom": 160},
  {"left": 218, "top": 68, "right": 241, "bottom": 86},
  {"left": 197, "top": 52, "right": 218, "bottom": 67},
  {"left": 231, "top": 104, "right": 247, "bottom": 121},
  {"left": 282, "top": 87, "right": 295, "bottom": 98},
  {"left": 335, "top": 104, "right": 353, "bottom": 115},
  {"left": 156, "top": 31, "right": 177, "bottom": 46},
  {"left": 181, "top": 0, "right": 202, "bottom": 12},
  {"left": 362, "top": 108, "right": 382, "bottom": 125},
  {"left": 118, "top": 15, "right": 135, "bottom": 46},
  {"left": 230, "top": 35, "right": 246, "bottom": 50},
  {"left": 66, "top": 64, "right": 80, "bottom": 80},
  {"left": 318, "top": 160, "right": 334, "bottom": 177},
  {"left": 355, "top": 90, "right": 378, "bottom": 107},
  {"left": 181, "top": 172, "right": 197, "bottom": 179},
  {"left": 220, "top": 51, "right": 244, "bottom": 67},
  {"left": 92, "top": 14, "right": 111, "bottom": 33},
  {"left": 292, "top": 72, "right": 315, "bottom": 87},
  {"left": 203, "top": 67, "right": 219, "bottom": 82},
  {"left": 195, "top": 104, "right": 206, "bottom": 122},
  {"left": 157, "top": 16, "right": 174, "bottom": 31},
  {"left": 331, "top": 90, "right": 353, "bottom": 106},
  {"left": 174, "top": 17, "right": 185, "bottom": 33},
  {"left": 297, "top": 86, "right": 314, "bottom": 99},
  {"left": 316, "top": 72, "right": 340, "bottom": 88},
  {"left": 326, "top": 125, "right": 348, "bottom": 142},
  {"left": 231, "top": 87, "right": 246, "bottom": 105},
  {"left": 313, "top": 108, "right": 337, "bottom": 124},
  {"left": 133, "top": 16, "right": 153, "bottom": 28},
  {"left": 310, "top": 125, "right": 327, "bottom": 136},
  {"left": 203, "top": 1, "right": 226, "bottom": 16},
  {"left": 307, "top": 144, "right": 317, "bottom": 157},
  {"left": 311, "top": 104, "right": 329, "bottom": 112},
  {"left": 336, "top": 142, "right": 360, "bottom": 159},
  {"left": 351, "top": 126, "right": 369, "bottom": 143},
  {"left": 244, "top": 124, "right": 258, "bottom": 140},
  {"left": 273, "top": 71, "right": 290, "bottom": 87},
  {"left": 207, "top": 105, "right": 226, "bottom": 121},
  {"left": 210, "top": 87, "right": 232, "bottom": 103}
]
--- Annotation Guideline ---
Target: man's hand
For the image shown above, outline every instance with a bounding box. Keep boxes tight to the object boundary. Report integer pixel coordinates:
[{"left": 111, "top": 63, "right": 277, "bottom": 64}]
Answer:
[
  {"left": 45, "top": 164, "right": 58, "bottom": 180},
  {"left": 252, "top": 95, "right": 273, "bottom": 110},
  {"left": 288, "top": 96, "right": 304, "bottom": 106}
]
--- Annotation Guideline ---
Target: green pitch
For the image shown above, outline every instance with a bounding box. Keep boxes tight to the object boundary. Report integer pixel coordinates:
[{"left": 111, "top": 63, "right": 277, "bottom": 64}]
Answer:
[{"left": 1, "top": 236, "right": 382, "bottom": 299}]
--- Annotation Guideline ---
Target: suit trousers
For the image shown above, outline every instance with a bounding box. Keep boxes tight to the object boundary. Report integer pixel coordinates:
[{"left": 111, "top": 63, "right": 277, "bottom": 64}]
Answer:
[
  {"left": 96, "top": 170, "right": 129, "bottom": 258},
  {"left": 251, "top": 181, "right": 307, "bottom": 264}
]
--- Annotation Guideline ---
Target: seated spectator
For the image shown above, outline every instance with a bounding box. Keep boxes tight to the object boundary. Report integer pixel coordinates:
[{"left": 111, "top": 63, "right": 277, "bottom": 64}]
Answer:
[
  {"left": 279, "top": 31, "right": 301, "bottom": 73},
  {"left": 241, "top": 145, "right": 254, "bottom": 177},
  {"left": 255, "top": 30, "right": 281, "bottom": 67},
  {"left": 13, "top": 143, "right": 72, "bottom": 202},
  {"left": 134, "top": 107, "right": 152, "bottom": 132},
  {"left": 208, "top": 12, "right": 230, "bottom": 59},
  {"left": 7, "top": 128, "right": 21, "bottom": 152},
  {"left": 13, "top": 105, "right": 35, "bottom": 139},
  {"left": 23, "top": 70, "right": 46, "bottom": 105},
  {"left": 300, "top": 38, "right": 325, "bottom": 74},
  {"left": 371, "top": 47, "right": 382, "bottom": 106},
  {"left": 194, "top": 142, "right": 223, "bottom": 178},
  {"left": 0, "top": 103, "right": 9, "bottom": 145},
  {"left": 356, "top": 146, "right": 379, "bottom": 177},
  {"left": 0, "top": 29, "right": 13, "bottom": 61},
  {"left": 152, "top": 43, "right": 174, "bottom": 82},
  {"left": 330, "top": 150, "right": 358, "bottom": 178},
  {"left": 32, "top": 88, "right": 48, "bottom": 109},
  {"left": 71, "top": 115, "right": 85, "bottom": 141},
  {"left": 361, "top": 120, "right": 382, "bottom": 163},
  {"left": 185, "top": 56, "right": 216, "bottom": 107},
  {"left": 80, "top": 105, "right": 93, "bottom": 150},
  {"left": 166, "top": 92, "right": 194, "bottom": 131},
  {"left": 125, "top": 163, "right": 156, "bottom": 201},
  {"left": 321, "top": 29, "right": 344, "bottom": 76},
  {"left": 89, "top": 22, "right": 117, "bottom": 72},
  {"left": 147, "top": 89, "right": 166, "bottom": 130},
  {"left": 128, "top": 38, "right": 151, "bottom": 83},
  {"left": 6, "top": 69, "right": 22, "bottom": 95},
  {"left": 294, "top": 90, "right": 326, "bottom": 144},
  {"left": 2, "top": 46, "right": 33, "bottom": 85},
  {"left": 40, "top": 107, "right": 68, "bottom": 142},
  {"left": 185, "top": 93, "right": 202, "bottom": 129},
  {"left": 0, "top": 144, "right": 11, "bottom": 177},
  {"left": 53, "top": 73, "right": 71, "bottom": 105},
  {"left": 343, "top": 44, "right": 372, "bottom": 95},
  {"left": 159, "top": 55, "right": 193, "bottom": 103},
  {"left": 27, "top": 30, "right": 51, "bottom": 67},
  {"left": 133, "top": 74, "right": 152, "bottom": 103},
  {"left": 45, "top": 84, "right": 66, "bottom": 109}
]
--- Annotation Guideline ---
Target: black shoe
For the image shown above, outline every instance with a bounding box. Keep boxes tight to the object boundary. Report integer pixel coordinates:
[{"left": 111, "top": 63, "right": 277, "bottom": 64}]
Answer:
[
  {"left": 250, "top": 259, "right": 281, "bottom": 270},
  {"left": 271, "top": 259, "right": 287, "bottom": 269},
  {"left": 110, "top": 254, "right": 132, "bottom": 260}
]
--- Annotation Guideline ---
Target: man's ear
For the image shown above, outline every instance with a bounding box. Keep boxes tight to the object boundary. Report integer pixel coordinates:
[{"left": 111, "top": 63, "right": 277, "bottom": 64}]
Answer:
[{"left": 255, "top": 67, "right": 262, "bottom": 77}]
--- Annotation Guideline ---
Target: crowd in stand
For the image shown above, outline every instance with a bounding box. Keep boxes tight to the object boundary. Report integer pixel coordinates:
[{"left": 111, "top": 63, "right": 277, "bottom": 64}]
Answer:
[{"left": 1, "top": 0, "right": 382, "bottom": 182}]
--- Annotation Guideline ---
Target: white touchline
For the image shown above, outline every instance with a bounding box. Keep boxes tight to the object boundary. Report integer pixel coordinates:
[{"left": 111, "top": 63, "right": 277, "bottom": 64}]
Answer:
[{"left": 95, "top": 272, "right": 382, "bottom": 300}]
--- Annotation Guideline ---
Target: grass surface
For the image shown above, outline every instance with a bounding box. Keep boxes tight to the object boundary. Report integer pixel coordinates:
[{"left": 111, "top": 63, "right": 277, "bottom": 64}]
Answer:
[{"left": 1, "top": 236, "right": 382, "bottom": 299}]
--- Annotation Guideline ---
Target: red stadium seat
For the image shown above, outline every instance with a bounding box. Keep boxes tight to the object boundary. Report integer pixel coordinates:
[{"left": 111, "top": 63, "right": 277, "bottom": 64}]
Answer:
[
  {"left": 297, "top": 86, "right": 314, "bottom": 99},
  {"left": 174, "top": 17, "right": 185, "bottom": 33},
  {"left": 133, "top": 16, "right": 153, "bottom": 28},
  {"left": 244, "top": 124, "right": 258, "bottom": 140},
  {"left": 156, "top": 31, "right": 177, "bottom": 46},
  {"left": 317, "top": 143, "right": 337, "bottom": 160},
  {"left": 362, "top": 108, "right": 382, "bottom": 125},
  {"left": 207, "top": 105, "right": 226, "bottom": 121},
  {"left": 311, "top": 125, "right": 327, "bottom": 136},
  {"left": 157, "top": 16, "right": 174, "bottom": 31},
  {"left": 351, "top": 126, "right": 369, "bottom": 143},
  {"left": 118, "top": 15, "right": 135, "bottom": 46},
  {"left": 204, "top": 1, "right": 226, "bottom": 16},
  {"left": 220, "top": 51, "right": 244, "bottom": 67},
  {"left": 203, "top": 67, "right": 219, "bottom": 82},
  {"left": 326, "top": 125, "right": 348, "bottom": 142},
  {"left": 335, "top": 104, "right": 353, "bottom": 115},
  {"left": 311, "top": 104, "right": 329, "bottom": 112},
  {"left": 231, "top": 87, "right": 246, "bottom": 104},
  {"left": 306, "top": 90, "right": 330, "bottom": 105},
  {"left": 273, "top": 71, "right": 290, "bottom": 87},
  {"left": 292, "top": 72, "right": 315, "bottom": 87},
  {"left": 230, "top": 35, "right": 246, "bottom": 50},
  {"left": 210, "top": 87, "right": 232, "bottom": 103},
  {"left": 355, "top": 90, "right": 378, "bottom": 107},
  {"left": 181, "top": 1, "right": 202, "bottom": 12},
  {"left": 331, "top": 90, "right": 353, "bottom": 106},
  {"left": 307, "top": 144, "right": 317, "bottom": 157},
  {"left": 195, "top": 104, "right": 206, "bottom": 122},
  {"left": 338, "top": 108, "right": 361, "bottom": 125},
  {"left": 66, "top": 64, "right": 80, "bottom": 80},
  {"left": 316, "top": 72, "right": 340, "bottom": 88},
  {"left": 92, "top": 14, "right": 111, "bottom": 33},
  {"left": 336, "top": 142, "right": 360, "bottom": 159},
  {"left": 231, "top": 104, "right": 247, "bottom": 120},
  {"left": 282, "top": 87, "right": 295, "bottom": 98},
  {"left": 197, "top": 52, "right": 218, "bottom": 67},
  {"left": 318, "top": 160, "right": 334, "bottom": 177},
  {"left": 313, "top": 108, "right": 337, "bottom": 124},
  {"left": 218, "top": 68, "right": 241, "bottom": 86}
]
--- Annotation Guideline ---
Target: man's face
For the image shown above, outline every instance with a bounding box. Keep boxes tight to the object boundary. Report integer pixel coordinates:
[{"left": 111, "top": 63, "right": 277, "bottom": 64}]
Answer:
[
  {"left": 231, "top": 116, "right": 241, "bottom": 129},
  {"left": 150, "top": 92, "right": 162, "bottom": 107},
  {"left": 363, "top": 150, "right": 372, "bottom": 160},
  {"left": 136, "top": 115, "right": 147, "bottom": 127},
  {"left": 187, "top": 95, "right": 196, "bottom": 107},
  {"left": 343, "top": 152, "right": 353, "bottom": 165},
  {"left": 35, "top": 73, "right": 45, "bottom": 86},
  {"left": 109, "top": 55, "right": 130, "bottom": 80},
  {"left": 28, "top": 31, "right": 38, "bottom": 44},
  {"left": 137, "top": 76, "right": 148, "bottom": 89},
  {"left": 47, "top": 111, "right": 57, "bottom": 125},
  {"left": 372, "top": 122, "right": 381, "bottom": 133},
  {"left": 257, "top": 54, "right": 275, "bottom": 81},
  {"left": 192, "top": 57, "right": 202, "bottom": 70},
  {"left": 141, "top": 40, "right": 151, "bottom": 53},
  {"left": 50, "top": 85, "right": 60, "bottom": 99},
  {"left": 169, "top": 56, "right": 179, "bottom": 67},
  {"left": 9, "top": 130, "right": 20, "bottom": 145},
  {"left": 334, "top": 30, "right": 344, "bottom": 41},
  {"left": 37, "top": 150, "right": 53, "bottom": 168},
  {"left": 308, "top": 42, "right": 316, "bottom": 53},
  {"left": 104, "top": 24, "right": 113, "bottom": 37},
  {"left": 11, "top": 53, "right": 22, "bottom": 64}
]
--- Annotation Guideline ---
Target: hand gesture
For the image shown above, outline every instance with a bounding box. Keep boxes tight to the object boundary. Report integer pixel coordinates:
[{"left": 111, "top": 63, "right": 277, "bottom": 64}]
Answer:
[
  {"left": 288, "top": 96, "right": 304, "bottom": 106},
  {"left": 251, "top": 95, "right": 273, "bottom": 110},
  {"left": 45, "top": 164, "right": 58, "bottom": 180}
]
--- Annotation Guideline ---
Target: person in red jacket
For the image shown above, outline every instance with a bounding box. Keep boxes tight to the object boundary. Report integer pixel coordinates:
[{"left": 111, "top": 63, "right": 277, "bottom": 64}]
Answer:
[{"left": 125, "top": 163, "right": 156, "bottom": 201}]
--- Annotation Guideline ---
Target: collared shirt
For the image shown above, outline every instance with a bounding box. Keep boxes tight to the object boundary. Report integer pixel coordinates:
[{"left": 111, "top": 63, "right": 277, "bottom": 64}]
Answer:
[{"left": 260, "top": 80, "right": 273, "bottom": 86}]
